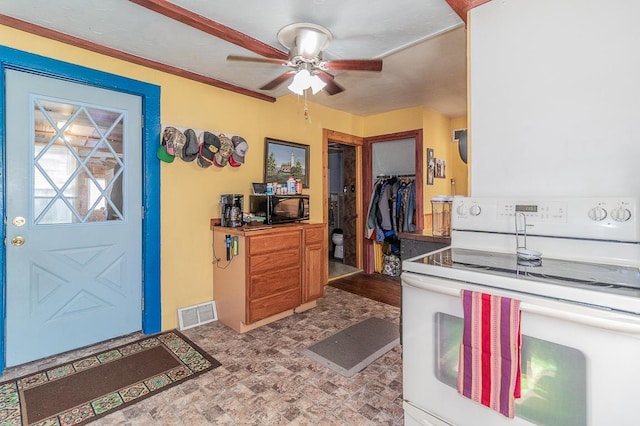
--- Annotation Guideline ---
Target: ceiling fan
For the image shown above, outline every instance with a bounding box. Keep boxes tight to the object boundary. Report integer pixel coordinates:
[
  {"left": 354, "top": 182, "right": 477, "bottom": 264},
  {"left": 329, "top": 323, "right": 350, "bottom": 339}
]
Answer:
[{"left": 227, "top": 23, "right": 383, "bottom": 96}]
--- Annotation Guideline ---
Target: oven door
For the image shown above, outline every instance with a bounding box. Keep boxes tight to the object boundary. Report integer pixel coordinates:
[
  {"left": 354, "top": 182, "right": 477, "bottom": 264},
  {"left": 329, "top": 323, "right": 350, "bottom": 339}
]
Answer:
[{"left": 402, "top": 272, "right": 640, "bottom": 426}]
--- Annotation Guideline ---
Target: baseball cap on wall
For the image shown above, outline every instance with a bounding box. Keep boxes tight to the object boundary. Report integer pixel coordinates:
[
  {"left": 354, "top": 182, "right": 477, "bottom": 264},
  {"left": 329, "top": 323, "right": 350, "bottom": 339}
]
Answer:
[
  {"left": 229, "top": 136, "right": 249, "bottom": 167},
  {"left": 157, "top": 127, "right": 180, "bottom": 163},
  {"left": 196, "top": 131, "right": 221, "bottom": 168},
  {"left": 213, "top": 134, "right": 233, "bottom": 167},
  {"left": 181, "top": 128, "right": 199, "bottom": 162}
]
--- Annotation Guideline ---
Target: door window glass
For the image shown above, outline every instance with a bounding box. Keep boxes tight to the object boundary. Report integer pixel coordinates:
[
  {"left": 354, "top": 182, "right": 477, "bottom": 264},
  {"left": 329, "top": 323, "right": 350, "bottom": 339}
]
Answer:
[
  {"left": 33, "top": 98, "right": 125, "bottom": 224},
  {"left": 435, "top": 312, "right": 587, "bottom": 426}
]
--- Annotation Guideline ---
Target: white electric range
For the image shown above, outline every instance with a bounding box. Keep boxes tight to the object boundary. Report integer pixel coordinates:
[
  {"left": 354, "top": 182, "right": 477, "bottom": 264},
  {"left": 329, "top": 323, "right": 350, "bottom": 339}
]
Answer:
[{"left": 401, "top": 197, "right": 640, "bottom": 426}]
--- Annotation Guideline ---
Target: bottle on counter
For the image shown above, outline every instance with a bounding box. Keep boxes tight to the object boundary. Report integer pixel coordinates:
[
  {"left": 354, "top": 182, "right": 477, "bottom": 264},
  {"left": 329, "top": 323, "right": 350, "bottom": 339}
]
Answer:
[
  {"left": 266, "top": 182, "right": 273, "bottom": 195},
  {"left": 287, "top": 176, "right": 296, "bottom": 194},
  {"left": 295, "top": 179, "right": 302, "bottom": 194}
]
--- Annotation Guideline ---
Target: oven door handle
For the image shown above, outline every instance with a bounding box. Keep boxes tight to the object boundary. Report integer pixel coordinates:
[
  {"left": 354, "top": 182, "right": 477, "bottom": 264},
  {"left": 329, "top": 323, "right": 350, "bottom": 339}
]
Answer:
[
  {"left": 403, "top": 274, "right": 640, "bottom": 334},
  {"left": 524, "top": 303, "right": 640, "bottom": 334}
]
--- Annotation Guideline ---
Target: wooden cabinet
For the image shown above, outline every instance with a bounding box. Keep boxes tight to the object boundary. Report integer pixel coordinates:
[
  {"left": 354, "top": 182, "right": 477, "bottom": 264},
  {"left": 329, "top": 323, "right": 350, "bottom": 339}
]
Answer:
[
  {"left": 246, "top": 229, "right": 301, "bottom": 323},
  {"left": 302, "top": 224, "right": 326, "bottom": 303},
  {"left": 212, "top": 223, "right": 326, "bottom": 333}
]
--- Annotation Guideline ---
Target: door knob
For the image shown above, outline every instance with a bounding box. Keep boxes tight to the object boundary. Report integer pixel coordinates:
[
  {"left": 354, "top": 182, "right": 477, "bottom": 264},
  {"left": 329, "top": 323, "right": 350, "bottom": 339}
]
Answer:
[{"left": 11, "top": 236, "right": 25, "bottom": 247}]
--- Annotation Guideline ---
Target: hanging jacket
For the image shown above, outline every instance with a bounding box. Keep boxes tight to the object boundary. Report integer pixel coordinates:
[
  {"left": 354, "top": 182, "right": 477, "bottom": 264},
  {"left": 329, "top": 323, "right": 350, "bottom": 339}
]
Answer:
[
  {"left": 366, "top": 180, "right": 382, "bottom": 239},
  {"left": 403, "top": 181, "right": 416, "bottom": 232}
]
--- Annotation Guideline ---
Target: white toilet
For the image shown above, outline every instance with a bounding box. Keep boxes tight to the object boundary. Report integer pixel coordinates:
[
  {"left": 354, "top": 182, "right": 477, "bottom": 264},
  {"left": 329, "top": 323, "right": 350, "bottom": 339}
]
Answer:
[{"left": 331, "top": 230, "right": 344, "bottom": 260}]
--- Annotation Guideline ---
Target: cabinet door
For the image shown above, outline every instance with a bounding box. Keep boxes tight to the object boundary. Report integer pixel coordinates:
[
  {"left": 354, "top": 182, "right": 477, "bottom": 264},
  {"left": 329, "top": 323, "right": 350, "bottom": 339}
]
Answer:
[
  {"left": 246, "top": 229, "right": 301, "bottom": 324},
  {"left": 302, "top": 226, "right": 327, "bottom": 302}
]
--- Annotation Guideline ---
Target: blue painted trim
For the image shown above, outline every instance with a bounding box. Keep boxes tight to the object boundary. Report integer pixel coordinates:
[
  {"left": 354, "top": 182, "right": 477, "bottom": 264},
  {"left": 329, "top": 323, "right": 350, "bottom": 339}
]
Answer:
[{"left": 0, "top": 46, "right": 161, "bottom": 373}]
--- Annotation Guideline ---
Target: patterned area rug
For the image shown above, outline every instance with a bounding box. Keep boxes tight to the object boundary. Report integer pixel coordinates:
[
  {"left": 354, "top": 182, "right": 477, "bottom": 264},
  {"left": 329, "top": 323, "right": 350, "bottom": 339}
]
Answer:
[{"left": 0, "top": 330, "right": 221, "bottom": 425}]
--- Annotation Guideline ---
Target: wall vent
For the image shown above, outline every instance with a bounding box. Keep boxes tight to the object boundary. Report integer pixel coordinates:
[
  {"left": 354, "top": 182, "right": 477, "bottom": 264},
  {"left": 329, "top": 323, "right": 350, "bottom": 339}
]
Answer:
[{"left": 177, "top": 301, "right": 217, "bottom": 331}]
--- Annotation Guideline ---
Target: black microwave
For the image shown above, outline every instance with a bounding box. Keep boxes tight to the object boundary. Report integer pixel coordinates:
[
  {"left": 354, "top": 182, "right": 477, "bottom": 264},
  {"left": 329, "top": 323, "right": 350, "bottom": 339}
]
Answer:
[{"left": 249, "top": 195, "right": 309, "bottom": 224}]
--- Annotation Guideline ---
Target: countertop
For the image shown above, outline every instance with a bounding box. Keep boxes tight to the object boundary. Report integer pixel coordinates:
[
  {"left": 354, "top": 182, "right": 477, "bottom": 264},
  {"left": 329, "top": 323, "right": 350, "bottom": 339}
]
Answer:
[
  {"left": 210, "top": 220, "right": 322, "bottom": 236},
  {"left": 398, "top": 230, "right": 451, "bottom": 245}
]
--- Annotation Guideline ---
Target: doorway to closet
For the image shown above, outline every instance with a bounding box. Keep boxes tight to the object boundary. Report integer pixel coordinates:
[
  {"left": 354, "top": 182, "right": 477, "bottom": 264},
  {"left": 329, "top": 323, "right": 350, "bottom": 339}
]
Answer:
[{"left": 363, "top": 130, "right": 424, "bottom": 274}]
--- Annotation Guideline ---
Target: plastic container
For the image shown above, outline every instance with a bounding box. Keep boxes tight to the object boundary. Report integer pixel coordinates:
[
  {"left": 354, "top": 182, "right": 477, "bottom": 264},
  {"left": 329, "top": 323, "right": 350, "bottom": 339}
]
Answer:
[
  {"left": 287, "top": 176, "right": 296, "bottom": 194},
  {"left": 431, "top": 196, "right": 453, "bottom": 236}
]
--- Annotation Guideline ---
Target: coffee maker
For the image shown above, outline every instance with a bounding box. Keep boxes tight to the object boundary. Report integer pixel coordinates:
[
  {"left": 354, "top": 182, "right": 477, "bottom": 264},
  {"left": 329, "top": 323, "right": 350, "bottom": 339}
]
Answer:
[{"left": 220, "top": 194, "right": 244, "bottom": 227}]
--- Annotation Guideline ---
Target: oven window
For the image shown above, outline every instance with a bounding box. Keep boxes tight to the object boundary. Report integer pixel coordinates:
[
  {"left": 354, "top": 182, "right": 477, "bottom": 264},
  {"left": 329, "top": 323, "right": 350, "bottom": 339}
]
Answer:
[{"left": 435, "top": 313, "right": 587, "bottom": 426}]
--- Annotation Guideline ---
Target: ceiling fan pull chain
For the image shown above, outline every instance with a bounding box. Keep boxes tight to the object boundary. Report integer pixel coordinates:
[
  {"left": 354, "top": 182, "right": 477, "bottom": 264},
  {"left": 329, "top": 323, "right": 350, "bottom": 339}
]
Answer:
[{"left": 304, "top": 92, "right": 311, "bottom": 123}]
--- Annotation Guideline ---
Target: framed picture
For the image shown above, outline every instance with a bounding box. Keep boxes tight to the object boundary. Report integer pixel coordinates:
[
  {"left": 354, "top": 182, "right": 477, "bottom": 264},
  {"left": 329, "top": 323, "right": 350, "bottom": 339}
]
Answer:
[
  {"left": 264, "top": 138, "right": 310, "bottom": 188},
  {"left": 427, "top": 148, "right": 434, "bottom": 185},
  {"left": 435, "top": 158, "right": 446, "bottom": 178}
]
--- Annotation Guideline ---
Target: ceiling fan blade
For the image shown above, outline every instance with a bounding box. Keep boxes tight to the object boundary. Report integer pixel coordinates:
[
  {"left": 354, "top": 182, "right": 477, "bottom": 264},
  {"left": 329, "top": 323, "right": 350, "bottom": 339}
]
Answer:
[
  {"left": 259, "top": 71, "right": 296, "bottom": 91},
  {"left": 316, "top": 71, "right": 345, "bottom": 95},
  {"left": 321, "top": 59, "right": 383, "bottom": 72},
  {"left": 227, "top": 55, "right": 289, "bottom": 66}
]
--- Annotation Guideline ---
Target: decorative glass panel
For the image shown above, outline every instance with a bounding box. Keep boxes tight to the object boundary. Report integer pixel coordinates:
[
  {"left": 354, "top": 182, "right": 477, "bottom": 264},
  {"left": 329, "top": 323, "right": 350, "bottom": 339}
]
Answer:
[{"left": 32, "top": 97, "right": 125, "bottom": 224}]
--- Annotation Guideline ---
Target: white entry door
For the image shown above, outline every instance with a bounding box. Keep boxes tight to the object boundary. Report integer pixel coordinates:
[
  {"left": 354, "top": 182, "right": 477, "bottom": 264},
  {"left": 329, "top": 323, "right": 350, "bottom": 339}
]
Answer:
[{"left": 4, "top": 69, "right": 143, "bottom": 367}]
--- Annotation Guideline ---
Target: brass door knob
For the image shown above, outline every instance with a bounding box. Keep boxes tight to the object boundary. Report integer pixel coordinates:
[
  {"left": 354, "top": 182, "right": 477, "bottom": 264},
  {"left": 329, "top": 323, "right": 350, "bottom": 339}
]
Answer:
[{"left": 11, "top": 236, "right": 25, "bottom": 247}]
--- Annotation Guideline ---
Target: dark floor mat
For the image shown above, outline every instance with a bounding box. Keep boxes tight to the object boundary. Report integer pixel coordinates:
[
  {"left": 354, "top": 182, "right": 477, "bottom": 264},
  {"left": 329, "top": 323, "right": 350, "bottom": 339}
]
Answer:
[{"left": 302, "top": 317, "right": 399, "bottom": 377}]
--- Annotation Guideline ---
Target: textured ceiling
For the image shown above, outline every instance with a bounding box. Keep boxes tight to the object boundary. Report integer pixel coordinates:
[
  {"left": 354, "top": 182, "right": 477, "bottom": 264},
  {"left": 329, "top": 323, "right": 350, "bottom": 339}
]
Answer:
[{"left": 0, "top": 0, "right": 468, "bottom": 117}]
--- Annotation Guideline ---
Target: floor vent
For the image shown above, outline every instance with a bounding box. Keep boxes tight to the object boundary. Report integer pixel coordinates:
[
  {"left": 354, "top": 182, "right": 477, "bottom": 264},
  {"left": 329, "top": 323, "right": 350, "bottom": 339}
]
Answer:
[{"left": 178, "top": 301, "right": 217, "bottom": 331}]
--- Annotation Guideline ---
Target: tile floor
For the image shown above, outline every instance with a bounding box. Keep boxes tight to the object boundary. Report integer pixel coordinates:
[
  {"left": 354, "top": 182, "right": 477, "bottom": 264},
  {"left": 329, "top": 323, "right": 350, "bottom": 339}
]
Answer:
[
  {"left": 1, "top": 286, "right": 403, "bottom": 425},
  {"left": 328, "top": 260, "right": 361, "bottom": 280}
]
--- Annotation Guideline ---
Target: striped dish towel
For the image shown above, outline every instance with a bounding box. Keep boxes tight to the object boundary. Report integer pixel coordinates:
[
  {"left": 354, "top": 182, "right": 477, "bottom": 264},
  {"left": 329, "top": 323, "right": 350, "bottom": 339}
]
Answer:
[{"left": 457, "top": 290, "right": 522, "bottom": 418}]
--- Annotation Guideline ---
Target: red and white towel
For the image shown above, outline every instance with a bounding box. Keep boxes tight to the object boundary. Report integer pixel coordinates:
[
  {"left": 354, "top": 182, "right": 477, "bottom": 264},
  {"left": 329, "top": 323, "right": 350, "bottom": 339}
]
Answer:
[{"left": 457, "top": 290, "right": 522, "bottom": 418}]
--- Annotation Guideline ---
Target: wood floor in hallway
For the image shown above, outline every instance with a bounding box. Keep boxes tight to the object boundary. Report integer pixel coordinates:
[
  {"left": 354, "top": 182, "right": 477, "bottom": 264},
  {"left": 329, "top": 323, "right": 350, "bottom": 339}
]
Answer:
[{"left": 328, "top": 272, "right": 401, "bottom": 308}]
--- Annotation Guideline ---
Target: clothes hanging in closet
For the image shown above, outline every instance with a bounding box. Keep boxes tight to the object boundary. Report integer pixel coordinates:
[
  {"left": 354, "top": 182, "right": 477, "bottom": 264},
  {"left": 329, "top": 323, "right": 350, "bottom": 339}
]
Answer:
[{"left": 366, "top": 176, "right": 416, "bottom": 247}]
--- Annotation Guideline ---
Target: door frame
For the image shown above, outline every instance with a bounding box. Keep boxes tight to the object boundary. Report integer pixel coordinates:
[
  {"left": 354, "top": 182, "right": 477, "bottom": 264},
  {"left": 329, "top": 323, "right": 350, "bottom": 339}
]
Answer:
[
  {"left": 0, "top": 46, "right": 161, "bottom": 372},
  {"left": 322, "top": 129, "right": 363, "bottom": 271},
  {"left": 363, "top": 129, "right": 424, "bottom": 273}
]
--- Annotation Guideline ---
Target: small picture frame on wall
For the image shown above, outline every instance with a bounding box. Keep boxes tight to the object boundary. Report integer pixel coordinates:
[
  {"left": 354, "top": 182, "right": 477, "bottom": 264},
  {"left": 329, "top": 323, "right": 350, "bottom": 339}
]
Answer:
[
  {"left": 427, "top": 148, "right": 434, "bottom": 185},
  {"left": 435, "top": 159, "right": 446, "bottom": 178},
  {"left": 264, "top": 138, "right": 310, "bottom": 187}
]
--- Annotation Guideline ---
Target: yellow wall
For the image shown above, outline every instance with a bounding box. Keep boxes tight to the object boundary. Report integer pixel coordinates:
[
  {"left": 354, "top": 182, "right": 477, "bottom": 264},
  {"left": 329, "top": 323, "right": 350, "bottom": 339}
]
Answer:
[
  {"left": 1, "top": 24, "right": 466, "bottom": 330},
  {"left": 362, "top": 106, "right": 424, "bottom": 136},
  {"left": 450, "top": 116, "right": 469, "bottom": 196}
]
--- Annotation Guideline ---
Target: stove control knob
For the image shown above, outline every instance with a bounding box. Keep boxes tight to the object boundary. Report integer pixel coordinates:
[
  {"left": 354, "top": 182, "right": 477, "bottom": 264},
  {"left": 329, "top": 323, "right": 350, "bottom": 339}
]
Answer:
[
  {"left": 588, "top": 206, "right": 607, "bottom": 221},
  {"left": 469, "top": 205, "right": 482, "bottom": 216},
  {"left": 611, "top": 206, "right": 632, "bottom": 222},
  {"left": 456, "top": 204, "right": 467, "bottom": 216}
]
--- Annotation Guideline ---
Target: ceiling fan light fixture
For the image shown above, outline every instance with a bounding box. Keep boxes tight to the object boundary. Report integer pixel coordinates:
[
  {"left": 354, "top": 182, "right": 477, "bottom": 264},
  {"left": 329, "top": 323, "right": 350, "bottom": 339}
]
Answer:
[
  {"left": 287, "top": 68, "right": 327, "bottom": 95},
  {"left": 309, "top": 74, "right": 327, "bottom": 94},
  {"left": 288, "top": 69, "right": 311, "bottom": 95}
]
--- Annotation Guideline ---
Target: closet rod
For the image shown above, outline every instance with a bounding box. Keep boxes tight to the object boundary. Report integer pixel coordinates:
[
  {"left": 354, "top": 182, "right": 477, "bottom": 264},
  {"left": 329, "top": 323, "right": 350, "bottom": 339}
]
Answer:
[{"left": 376, "top": 173, "right": 415, "bottom": 178}]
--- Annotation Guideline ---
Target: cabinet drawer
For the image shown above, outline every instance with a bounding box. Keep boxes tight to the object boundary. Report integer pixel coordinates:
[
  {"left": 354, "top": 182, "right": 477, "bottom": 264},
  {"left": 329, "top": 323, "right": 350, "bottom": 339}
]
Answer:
[
  {"left": 249, "top": 230, "right": 300, "bottom": 255},
  {"left": 248, "top": 288, "right": 300, "bottom": 323},
  {"left": 304, "top": 227, "right": 325, "bottom": 245},
  {"left": 249, "top": 248, "right": 299, "bottom": 273},
  {"left": 250, "top": 266, "right": 300, "bottom": 300}
]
